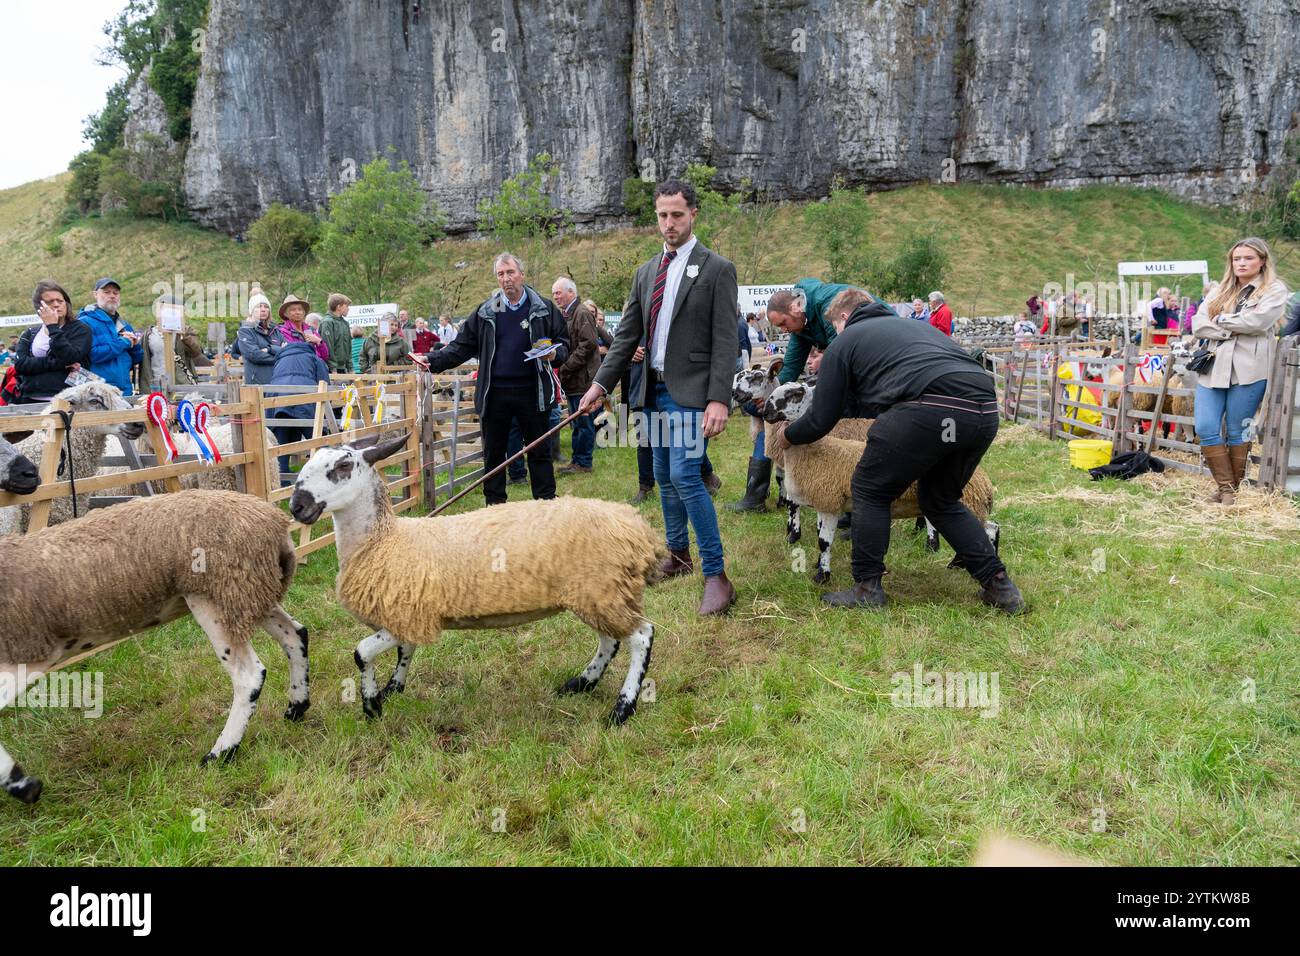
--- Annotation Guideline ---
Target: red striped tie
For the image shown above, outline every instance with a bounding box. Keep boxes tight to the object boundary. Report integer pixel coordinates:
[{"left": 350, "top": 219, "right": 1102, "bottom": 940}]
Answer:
[{"left": 644, "top": 249, "right": 678, "bottom": 364}]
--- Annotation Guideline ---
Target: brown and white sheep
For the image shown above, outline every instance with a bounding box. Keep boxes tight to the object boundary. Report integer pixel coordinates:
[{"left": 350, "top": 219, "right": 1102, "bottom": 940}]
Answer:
[
  {"left": 0, "top": 490, "right": 307, "bottom": 803},
  {"left": 289, "top": 432, "right": 664, "bottom": 726}
]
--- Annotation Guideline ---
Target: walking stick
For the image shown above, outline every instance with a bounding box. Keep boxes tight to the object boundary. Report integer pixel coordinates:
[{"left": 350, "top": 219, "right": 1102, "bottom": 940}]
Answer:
[{"left": 430, "top": 405, "right": 588, "bottom": 517}]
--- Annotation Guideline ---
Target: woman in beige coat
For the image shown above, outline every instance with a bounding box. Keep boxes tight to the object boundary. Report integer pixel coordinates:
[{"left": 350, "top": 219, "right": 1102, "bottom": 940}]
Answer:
[{"left": 1192, "top": 237, "right": 1289, "bottom": 504}]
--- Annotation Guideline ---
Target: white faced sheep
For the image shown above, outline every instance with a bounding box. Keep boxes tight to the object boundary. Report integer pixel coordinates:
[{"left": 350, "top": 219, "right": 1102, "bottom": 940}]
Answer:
[
  {"left": 0, "top": 380, "right": 145, "bottom": 535},
  {"left": 762, "top": 382, "right": 999, "bottom": 584},
  {"left": 289, "top": 432, "right": 663, "bottom": 726},
  {"left": 0, "top": 434, "right": 39, "bottom": 496},
  {"left": 0, "top": 490, "right": 308, "bottom": 804}
]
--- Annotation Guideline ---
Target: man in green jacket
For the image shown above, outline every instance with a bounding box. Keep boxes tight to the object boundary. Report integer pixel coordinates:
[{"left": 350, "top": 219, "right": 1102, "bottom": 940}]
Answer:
[
  {"left": 321, "top": 293, "right": 354, "bottom": 374},
  {"left": 768, "top": 278, "right": 872, "bottom": 384}
]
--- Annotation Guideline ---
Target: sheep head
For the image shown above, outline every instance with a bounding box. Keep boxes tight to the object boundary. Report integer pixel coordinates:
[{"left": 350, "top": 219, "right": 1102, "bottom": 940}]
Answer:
[
  {"left": 762, "top": 382, "right": 814, "bottom": 424},
  {"left": 291, "top": 431, "right": 409, "bottom": 525},
  {"left": 1169, "top": 337, "right": 1196, "bottom": 375},
  {"left": 732, "top": 366, "right": 770, "bottom": 406},
  {"left": 48, "top": 380, "right": 145, "bottom": 441},
  {"left": 0, "top": 434, "right": 39, "bottom": 494}
]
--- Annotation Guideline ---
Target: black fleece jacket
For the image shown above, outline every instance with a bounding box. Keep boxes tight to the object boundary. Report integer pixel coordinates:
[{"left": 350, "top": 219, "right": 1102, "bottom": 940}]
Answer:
[{"left": 784, "top": 300, "right": 993, "bottom": 445}]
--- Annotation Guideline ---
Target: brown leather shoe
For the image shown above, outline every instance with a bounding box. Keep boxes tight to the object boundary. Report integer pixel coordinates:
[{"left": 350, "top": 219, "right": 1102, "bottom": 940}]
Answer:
[
  {"left": 558, "top": 463, "right": 593, "bottom": 474},
  {"left": 1228, "top": 442, "right": 1251, "bottom": 490},
  {"left": 698, "top": 572, "right": 736, "bottom": 616},
  {"left": 657, "top": 548, "right": 692, "bottom": 580},
  {"left": 1202, "top": 444, "right": 1235, "bottom": 505}
]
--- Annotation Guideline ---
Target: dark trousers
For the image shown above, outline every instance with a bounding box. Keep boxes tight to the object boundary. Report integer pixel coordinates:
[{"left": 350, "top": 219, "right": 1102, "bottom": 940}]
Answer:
[
  {"left": 482, "top": 386, "right": 554, "bottom": 504},
  {"left": 850, "top": 397, "right": 1004, "bottom": 584}
]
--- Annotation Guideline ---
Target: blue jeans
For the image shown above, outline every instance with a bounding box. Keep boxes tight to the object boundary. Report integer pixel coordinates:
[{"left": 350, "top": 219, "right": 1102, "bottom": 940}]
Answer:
[
  {"left": 1195, "top": 380, "right": 1268, "bottom": 447},
  {"left": 568, "top": 395, "right": 595, "bottom": 467},
  {"left": 648, "top": 382, "right": 724, "bottom": 576}
]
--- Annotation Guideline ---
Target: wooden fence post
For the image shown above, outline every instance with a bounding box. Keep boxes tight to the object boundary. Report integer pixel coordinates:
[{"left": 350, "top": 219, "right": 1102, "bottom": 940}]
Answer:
[
  {"left": 420, "top": 372, "right": 437, "bottom": 509},
  {"left": 238, "top": 385, "right": 270, "bottom": 501},
  {"left": 24, "top": 402, "right": 68, "bottom": 532},
  {"left": 1114, "top": 344, "right": 1136, "bottom": 454}
]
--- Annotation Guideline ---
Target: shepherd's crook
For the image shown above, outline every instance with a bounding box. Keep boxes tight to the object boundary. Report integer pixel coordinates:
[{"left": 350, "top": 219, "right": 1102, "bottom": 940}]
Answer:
[{"left": 430, "top": 405, "right": 586, "bottom": 516}]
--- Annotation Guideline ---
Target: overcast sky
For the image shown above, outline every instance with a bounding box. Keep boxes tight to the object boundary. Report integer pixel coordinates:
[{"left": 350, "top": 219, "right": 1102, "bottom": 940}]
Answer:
[{"left": 0, "top": 0, "right": 128, "bottom": 190}]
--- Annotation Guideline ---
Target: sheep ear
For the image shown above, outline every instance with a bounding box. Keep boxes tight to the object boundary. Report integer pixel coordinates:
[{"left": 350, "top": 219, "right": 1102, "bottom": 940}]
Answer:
[
  {"left": 361, "top": 431, "right": 409, "bottom": 465},
  {"left": 767, "top": 358, "right": 784, "bottom": 380}
]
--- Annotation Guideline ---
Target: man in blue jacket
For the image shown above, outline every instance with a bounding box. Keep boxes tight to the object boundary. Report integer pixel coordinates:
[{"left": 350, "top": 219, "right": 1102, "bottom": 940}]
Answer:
[{"left": 77, "top": 278, "right": 143, "bottom": 395}]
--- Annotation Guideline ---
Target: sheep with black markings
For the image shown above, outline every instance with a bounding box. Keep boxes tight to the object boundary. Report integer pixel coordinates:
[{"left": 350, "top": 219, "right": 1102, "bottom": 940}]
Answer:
[
  {"left": 0, "top": 435, "right": 39, "bottom": 496},
  {"left": 289, "top": 431, "right": 663, "bottom": 725},
  {"left": 763, "top": 381, "right": 998, "bottom": 584},
  {"left": 0, "top": 490, "right": 308, "bottom": 804}
]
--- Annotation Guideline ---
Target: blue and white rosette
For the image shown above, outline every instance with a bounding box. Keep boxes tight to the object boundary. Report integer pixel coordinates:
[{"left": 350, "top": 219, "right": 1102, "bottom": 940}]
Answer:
[{"left": 176, "top": 399, "right": 219, "bottom": 466}]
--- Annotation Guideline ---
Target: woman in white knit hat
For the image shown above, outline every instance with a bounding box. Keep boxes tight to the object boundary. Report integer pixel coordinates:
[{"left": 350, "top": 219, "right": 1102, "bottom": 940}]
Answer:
[{"left": 235, "top": 284, "right": 284, "bottom": 385}]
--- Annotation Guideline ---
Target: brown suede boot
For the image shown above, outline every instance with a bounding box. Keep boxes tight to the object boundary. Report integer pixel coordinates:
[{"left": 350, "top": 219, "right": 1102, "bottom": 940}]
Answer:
[
  {"left": 1228, "top": 442, "right": 1252, "bottom": 492},
  {"left": 698, "top": 571, "right": 736, "bottom": 616},
  {"left": 1202, "top": 444, "right": 1235, "bottom": 505},
  {"left": 657, "top": 548, "right": 693, "bottom": 581}
]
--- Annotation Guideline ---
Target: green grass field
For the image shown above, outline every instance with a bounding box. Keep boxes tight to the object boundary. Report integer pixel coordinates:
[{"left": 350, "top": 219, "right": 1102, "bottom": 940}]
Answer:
[
  {"left": 4, "top": 174, "right": 1298, "bottom": 324},
  {"left": 2, "top": 420, "right": 1298, "bottom": 865}
]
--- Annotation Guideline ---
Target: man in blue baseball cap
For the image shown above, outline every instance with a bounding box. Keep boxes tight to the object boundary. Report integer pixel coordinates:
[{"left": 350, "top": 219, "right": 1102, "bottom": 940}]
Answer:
[{"left": 78, "top": 278, "right": 143, "bottom": 395}]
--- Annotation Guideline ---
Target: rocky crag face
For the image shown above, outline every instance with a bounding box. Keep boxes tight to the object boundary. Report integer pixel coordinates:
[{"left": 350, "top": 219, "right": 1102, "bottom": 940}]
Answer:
[{"left": 177, "top": 0, "right": 1300, "bottom": 234}]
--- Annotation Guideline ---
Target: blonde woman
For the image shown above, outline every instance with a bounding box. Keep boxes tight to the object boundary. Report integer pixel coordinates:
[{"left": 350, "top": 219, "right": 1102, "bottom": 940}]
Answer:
[{"left": 1192, "top": 237, "right": 1289, "bottom": 504}]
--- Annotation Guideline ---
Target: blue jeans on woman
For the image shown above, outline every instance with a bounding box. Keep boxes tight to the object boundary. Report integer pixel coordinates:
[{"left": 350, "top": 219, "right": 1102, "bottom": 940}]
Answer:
[
  {"left": 1195, "top": 380, "right": 1268, "bottom": 447},
  {"left": 648, "top": 382, "right": 725, "bottom": 576}
]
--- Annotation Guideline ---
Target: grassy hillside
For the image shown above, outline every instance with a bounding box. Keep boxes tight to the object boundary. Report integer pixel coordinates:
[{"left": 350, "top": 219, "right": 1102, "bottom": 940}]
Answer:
[{"left": 2, "top": 174, "right": 1297, "bottom": 328}]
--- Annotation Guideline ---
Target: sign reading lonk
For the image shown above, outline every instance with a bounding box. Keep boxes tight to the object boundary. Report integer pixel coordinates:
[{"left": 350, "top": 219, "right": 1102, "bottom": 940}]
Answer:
[{"left": 343, "top": 303, "right": 399, "bottom": 328}]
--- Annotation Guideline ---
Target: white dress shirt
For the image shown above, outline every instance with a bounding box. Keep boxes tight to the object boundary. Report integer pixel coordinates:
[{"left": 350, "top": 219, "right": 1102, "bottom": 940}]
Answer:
[{"left": 651, "top": 234, "right": 697, "bottom": 372}]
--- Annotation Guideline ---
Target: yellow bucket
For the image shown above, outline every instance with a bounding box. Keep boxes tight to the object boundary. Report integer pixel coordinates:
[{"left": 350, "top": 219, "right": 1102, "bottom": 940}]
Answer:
[{"left": 1069, "top": 439, "right": 1112, "bottom": 470}]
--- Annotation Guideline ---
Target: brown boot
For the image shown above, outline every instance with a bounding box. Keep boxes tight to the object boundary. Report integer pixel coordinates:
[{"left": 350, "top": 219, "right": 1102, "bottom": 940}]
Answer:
[
  {"left": 657, "top": 548, "right": 693, "bottom": 580},
  {"left": 1202, "top": 444, "right": 1235, "bottom": 505},
  {"left": 1228, "top": 442, "right": 1252, "bottom": 492},
  {"left": 698, "top": 571, "right": 736, "bottom": 616}
]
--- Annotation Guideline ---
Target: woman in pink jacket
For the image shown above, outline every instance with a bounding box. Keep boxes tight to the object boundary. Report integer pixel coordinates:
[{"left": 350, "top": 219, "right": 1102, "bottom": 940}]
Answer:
[{"left": 277, "top": 294, "right": 330, "bottom": 362}]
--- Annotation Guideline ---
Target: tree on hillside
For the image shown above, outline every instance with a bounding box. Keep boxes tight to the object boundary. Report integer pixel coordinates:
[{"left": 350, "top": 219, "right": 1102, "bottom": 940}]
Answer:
[
  {"left": 803, "top": 183, "right": 875, "bottom": 284},
  {"left": 314, "top": 154, "right": 447, "bottom": 303},
  {"left": 476, "top": 153, "right": 572, "bottom": 246}
]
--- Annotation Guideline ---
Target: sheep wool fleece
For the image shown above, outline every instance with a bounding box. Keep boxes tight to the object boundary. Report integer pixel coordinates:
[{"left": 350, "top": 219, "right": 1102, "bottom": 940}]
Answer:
[
  {"left": 0, "top": 491, "right": 296, "bottom": 665},
  {"left": 337, "top": 496, "right": 662, "bottom": 645}
]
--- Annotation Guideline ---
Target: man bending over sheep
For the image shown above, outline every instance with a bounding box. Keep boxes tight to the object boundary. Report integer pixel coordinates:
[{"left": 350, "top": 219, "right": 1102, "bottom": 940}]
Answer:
[{"left": 768, "top": 288, "right": 1025, "bottom": 614}]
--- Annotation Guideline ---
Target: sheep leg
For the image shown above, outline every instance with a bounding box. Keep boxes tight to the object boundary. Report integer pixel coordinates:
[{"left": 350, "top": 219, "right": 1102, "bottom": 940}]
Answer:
[
  {"left": 813, "top": 512, "right": 837, "bottom": 584},
  {"left": 261, "top": 604, "right": 310, "bottom": 721},
  {"left": 0, "top": 662, "right": 46, "bottom": 804},
  {"left": 559, "top": 636, "right": 621, "bottom": 695},
  {"left": 786, "top": 501, "right": 801, "bottom": 544},
  {"left": 355, "top": 630, "right": 399, "bottom": 719},
  {"left": 610, "top": 622, "right": 654, "bottom": 726},
  {"left": 775, "top": 472, "right": 789, "bottom": 509},
  {"left": 189, "top": 596, "right": 266, "bottom": 766},
  {"left": 925, "top": 519, "right": 940, "bottom": 552},
  {"left": 379, "top": 644, "right": 417, "bottom": 702}
]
